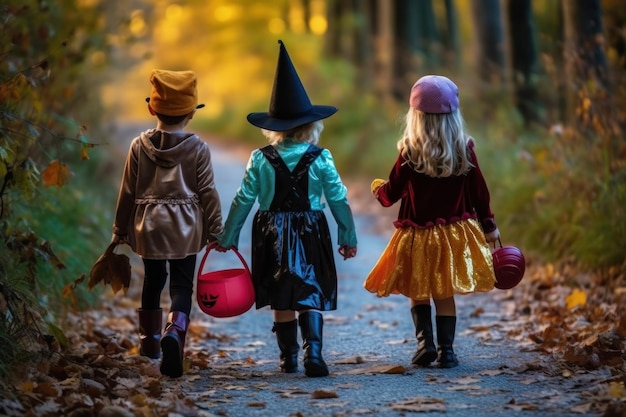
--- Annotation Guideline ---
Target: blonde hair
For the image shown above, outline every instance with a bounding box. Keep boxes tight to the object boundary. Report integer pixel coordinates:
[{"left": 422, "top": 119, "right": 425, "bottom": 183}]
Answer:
[
  {"left": 262, "top": 120, "right": 323, "bottom": 145},
  {"left": 397, "top": 108, "right": 473, "bottom": 177}
]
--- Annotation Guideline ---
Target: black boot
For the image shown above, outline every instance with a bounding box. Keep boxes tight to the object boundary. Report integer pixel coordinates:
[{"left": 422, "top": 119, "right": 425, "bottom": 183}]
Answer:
[
  {"left": 436, "top": 315, "right": 459, "bottom": 368},
  {"left": 273, "top": 320, "right": 299, "bottom": 373},
  {"left": 299, "top": 311, "right": 329, "bottom": 377},
  {"left": 160, "top": 311, "right": 189, "bottom": 378},
  {"left": 410, "top": 305, "right": 437, "bottom": 366},
  {"left": 138, "top": 308, "right": 162, "bottom": 359}
]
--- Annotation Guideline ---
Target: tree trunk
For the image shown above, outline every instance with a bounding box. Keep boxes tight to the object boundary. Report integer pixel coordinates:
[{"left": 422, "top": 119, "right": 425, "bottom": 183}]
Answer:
[
  {"left": 376, "top": 0, "right": 395, "bottom": 104},
  {"left": 392, "top": 0, "right": 439, "bottom": 99},
  {"left": 325, "top": 0, "right": 343, "bottom": 57},
  {"left": 562, "top": 0, "right": 610, "bottom": 129},
  {"left": 443, "top": 0, "right": 460, "bottom": 67},
  {"left": 506, "top": 0, "right": 539, "bottom": 125},
  {"left": 470, "top": 0, "right": 506, "bottom": 86},
  {"left": 302, "top": 0, "right": 311, "bottom": 33},
  {"left": 353, "top": 0, "right": 375, "bottom": 88}
]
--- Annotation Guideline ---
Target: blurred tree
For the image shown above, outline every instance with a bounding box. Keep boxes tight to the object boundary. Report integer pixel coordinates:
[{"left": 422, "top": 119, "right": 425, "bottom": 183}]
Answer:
[
  {"left": 376, "top": 0, "right": 395, "bottom": 104},
  {"left": 562, "top": 0, "right": 610, "bottom": 130},
  {"left": 603, "top": 0, "right": 626, "bottom": 71},
  {"left": 470, "top": 0, "right": 506, "bottom": 86},
  {"left": 393, "top": 0, "right": 439, "bottom": 99},
  {"left": 441, "top": 0, "right": 460, "bottom": 68},
  {"left": 506, "top": 0, "right": 540, "bottom": 126},
  {"left": 326, "top": 0, "right": 372, "bottom": 69}
]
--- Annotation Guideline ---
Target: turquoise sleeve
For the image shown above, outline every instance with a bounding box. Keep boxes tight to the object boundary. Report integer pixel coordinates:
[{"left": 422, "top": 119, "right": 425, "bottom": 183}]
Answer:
[
  {"left": 327, "top": 200, "right": 358, "bottom": 247},
  {"left": 318, "top": 150, "right": 357, "bottom": 247},
  {"left": 217, "top": 152, "right": 260, "bottom": 249}
]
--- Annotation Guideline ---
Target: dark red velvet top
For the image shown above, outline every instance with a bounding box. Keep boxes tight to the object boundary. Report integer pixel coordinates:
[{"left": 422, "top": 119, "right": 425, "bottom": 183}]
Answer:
[{"left": 375, "top": 141, "right": 496, "bottom": 232}]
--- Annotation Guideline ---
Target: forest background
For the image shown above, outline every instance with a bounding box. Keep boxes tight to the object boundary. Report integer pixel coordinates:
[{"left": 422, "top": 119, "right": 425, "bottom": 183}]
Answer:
[{"left": 0, "top": 0, "right": 624, "bottom": 394}]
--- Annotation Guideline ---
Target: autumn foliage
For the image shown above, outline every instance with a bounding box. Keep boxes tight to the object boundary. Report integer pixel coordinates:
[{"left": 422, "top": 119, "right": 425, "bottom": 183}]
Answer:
[{"left": 0, "top": 0, "right": 121, "bottom": 377}]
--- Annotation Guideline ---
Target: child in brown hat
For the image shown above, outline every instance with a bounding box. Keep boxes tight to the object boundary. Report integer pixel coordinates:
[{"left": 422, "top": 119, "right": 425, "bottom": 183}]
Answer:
[{"left": 111, "top": 69, "right": 223, "bottom": 378}]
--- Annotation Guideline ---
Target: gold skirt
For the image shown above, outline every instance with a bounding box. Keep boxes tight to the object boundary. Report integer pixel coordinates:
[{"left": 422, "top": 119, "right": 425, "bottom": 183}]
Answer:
[{"left": 363, "top": 219, "right": 495, "bottom": 300}]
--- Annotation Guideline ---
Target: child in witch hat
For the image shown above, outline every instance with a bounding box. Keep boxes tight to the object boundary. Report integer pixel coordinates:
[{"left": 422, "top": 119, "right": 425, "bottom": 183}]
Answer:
[
  {"left": 112, "top": 69, "right": 223, "bottom": 378},
  {"left": 216, "top": 40, "right": 358, "bottom": 377},
  {"left": 364, "top": 75, "right": 499, "bottom": 368}
]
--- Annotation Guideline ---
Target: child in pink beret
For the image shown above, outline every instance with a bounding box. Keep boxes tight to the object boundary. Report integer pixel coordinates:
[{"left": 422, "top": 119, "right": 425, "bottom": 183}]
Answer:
[{"left": 365, "top": 75, "right": 500, "bottom": 369}]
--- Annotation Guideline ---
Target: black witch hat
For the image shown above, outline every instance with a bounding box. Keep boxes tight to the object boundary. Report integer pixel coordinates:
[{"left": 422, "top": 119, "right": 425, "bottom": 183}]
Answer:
[{"left": 247, "top": 40, "right": 338, "bottom": 132}]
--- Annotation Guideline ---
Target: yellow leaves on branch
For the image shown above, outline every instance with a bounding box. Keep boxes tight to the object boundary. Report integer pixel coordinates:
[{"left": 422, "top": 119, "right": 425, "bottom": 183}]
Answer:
[{"left": 41, "top": 160, "right": 72, "bottom": 188}]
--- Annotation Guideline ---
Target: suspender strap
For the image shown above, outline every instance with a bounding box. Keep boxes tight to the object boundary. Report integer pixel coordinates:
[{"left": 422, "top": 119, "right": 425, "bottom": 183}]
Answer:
[{"left": 260, "top": 144, "right": 323, "bottom": 211}]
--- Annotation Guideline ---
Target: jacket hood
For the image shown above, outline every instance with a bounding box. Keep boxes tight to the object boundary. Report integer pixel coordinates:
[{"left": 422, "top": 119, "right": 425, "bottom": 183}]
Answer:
[{"left": 139, "top": 128, "right": 198, "bottom": 168}]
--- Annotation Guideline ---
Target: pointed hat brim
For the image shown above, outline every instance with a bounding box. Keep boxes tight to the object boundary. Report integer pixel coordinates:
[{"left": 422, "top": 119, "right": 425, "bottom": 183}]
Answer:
[
  {"left": 247, "top": 105, "right": 337, "bottom": 131},
  {"left": 247, "top": 40, "right": 338, "bottom": 132}
]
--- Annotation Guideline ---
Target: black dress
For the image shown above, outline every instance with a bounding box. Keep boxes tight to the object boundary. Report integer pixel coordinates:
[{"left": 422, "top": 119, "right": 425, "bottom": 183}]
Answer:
[{"left": 251, "top": 144, "right": 337, "bottom": 311}]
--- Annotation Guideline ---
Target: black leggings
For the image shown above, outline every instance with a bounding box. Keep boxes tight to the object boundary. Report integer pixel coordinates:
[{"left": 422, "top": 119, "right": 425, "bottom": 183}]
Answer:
[{"left": 142, "top": 255, "right": 197, "bottom": 316}]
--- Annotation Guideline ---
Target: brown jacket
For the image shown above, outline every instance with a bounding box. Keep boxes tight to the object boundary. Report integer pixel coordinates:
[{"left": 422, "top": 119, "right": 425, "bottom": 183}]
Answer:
[{"left": 113, "top": 129, "right": 223, "bottom": 259}]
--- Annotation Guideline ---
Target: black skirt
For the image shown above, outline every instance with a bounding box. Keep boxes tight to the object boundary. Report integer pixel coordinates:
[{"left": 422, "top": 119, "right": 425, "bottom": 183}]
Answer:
[{"left": 251, "top": 210, "right": 337, "bottom": 311}]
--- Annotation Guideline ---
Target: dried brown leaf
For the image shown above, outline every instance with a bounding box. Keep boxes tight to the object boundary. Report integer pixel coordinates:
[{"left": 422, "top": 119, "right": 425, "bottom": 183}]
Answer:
[
  {"left": 88, "top": 243, "right": 131, "bottom": 294},
  {"left": 334, "top": 355, "right": 365, "bottom": 364},
  {"left": 33, "top": 382, "right": 60, "bottom": 397},
  {"left": 312, "top": 389, "right": 338, "bottom": 399},
  {"left": 391, "top": 397, "right": 446, "bottom": 412},
  {"left": 342, "top": 364, "right": 406, "bottom": 375},
  {"left": 41, "top": 160, "right": 72, "bottom": 188}
]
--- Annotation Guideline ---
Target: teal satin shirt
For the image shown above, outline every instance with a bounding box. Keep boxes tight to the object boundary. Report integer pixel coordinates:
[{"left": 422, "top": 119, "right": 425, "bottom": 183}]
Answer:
[{"left": 219, "top": 140, "right": 357, "bottom": 249}]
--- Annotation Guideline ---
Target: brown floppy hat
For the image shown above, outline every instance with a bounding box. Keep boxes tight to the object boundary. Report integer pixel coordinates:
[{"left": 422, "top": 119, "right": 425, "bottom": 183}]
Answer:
[{"left": 145, "top": 69, "right": 205, "bottom": 116}]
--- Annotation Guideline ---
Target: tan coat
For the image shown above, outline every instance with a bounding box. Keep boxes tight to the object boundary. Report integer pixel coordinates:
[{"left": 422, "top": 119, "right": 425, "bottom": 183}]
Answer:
[{"left": 113, "top": 129, "right": 223, "bottom": 259}]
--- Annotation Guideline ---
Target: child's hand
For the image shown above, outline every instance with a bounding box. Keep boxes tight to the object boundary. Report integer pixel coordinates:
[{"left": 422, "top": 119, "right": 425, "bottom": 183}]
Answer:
[
  {"left": 338, "top": 245, "right": 357, "bottom": 260},
  {"left": 370, "top": 179, "right": 386, "bottom": 195},
  {"left": 214, "top": 245, "right": 230, "bottom": 253},
  {"left": 484, "top": 228, "right": 500, "bottom": 244},
  {"left": 110, "top": 233, "right": 127, "bottom": 245}
]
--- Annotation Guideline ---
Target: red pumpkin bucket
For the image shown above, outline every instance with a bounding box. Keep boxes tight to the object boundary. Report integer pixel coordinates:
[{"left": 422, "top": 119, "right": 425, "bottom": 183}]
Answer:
[
  {"left": 196, "top": 243, "right": 255, "bottom": 318},
  {"left": 491, "top": 238, "right": 526, "bottom": 290}
]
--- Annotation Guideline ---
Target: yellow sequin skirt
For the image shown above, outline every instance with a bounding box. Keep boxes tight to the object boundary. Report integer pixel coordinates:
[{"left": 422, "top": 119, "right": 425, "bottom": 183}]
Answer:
[{"left": 363, "top": 219, "right": 495, "bottom": 300}]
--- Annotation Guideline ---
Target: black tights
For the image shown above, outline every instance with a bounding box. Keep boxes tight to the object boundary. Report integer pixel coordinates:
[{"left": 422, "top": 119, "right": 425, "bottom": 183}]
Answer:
[{"left": 142, "top": 255, "right": 196, "bottom": 316}]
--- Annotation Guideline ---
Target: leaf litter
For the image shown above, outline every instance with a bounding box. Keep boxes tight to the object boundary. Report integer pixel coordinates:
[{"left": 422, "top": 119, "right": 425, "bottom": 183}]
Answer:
[{"left": 0, "top": 245, "right": 625, "bottom": 416}]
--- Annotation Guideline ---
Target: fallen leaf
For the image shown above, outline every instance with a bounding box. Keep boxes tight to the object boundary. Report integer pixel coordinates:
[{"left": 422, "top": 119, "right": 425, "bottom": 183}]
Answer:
[
  {"left": 390, "top": 397, "right": 446, "bottom": 412},
  {"left": 470, "top": 306, "right": 485, "bottom": 318},
  {"left": 343, "top": 364, "right": 406, "bottom": 375},
  {"left": 504, "top": 401, "right": 539, "bottom": 411},
  {"left": 451, "top": 376, "right": 481, "bottom": 384},
  {"left": 280, "top": 389, "right": 309, "bottom": 398},
  {"left": 609, "top": 381, "right": 626, "bottom": 398},
  {"left": 335, "top": 355, "right": 365, "bottom": 364},
  {"left": 565, "top": 288, "right": 586, "bottom": 309},
  {"left": 446, "top": 385, "right": 482, "bottom": 391},
  {"left": 385, "top": 338, "right": 408, "bottom": 345},
  {"left": 312, "top": 389, "right": 338, "bottom": 399},
  {"left": 569, "top": 403, "right": 593, "bottom": 414},
  {"left": 33, "top": 382, "right": 60, "bottom": 397}
]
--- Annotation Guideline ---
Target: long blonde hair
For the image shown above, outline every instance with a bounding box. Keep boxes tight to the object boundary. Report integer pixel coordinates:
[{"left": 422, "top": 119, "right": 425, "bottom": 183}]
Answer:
[
  {"left": 397, "top": 108, "right": 473, "bottom": 177},
  {"left": 262, "top": 120, "right": 323, "bottom": 145}
]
